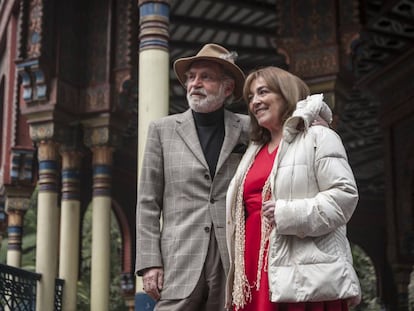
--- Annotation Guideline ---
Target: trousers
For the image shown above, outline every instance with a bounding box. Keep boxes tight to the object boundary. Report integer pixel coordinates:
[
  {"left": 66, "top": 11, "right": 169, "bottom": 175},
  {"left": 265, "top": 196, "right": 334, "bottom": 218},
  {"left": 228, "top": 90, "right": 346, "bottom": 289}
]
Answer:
[{"left": 155, "top": 227, "right": 226, "bottom": 311}]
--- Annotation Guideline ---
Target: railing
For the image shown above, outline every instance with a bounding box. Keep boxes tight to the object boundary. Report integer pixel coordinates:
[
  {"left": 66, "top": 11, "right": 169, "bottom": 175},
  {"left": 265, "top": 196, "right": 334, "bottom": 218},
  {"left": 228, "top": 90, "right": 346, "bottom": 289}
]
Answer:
[
  {"left": 0, "top": 263, "right": 40, "bottom": 311},
  {"left": 54, "top": 278, "right": 64, "bottom": 311},
  {"left": 0, "top": 263, "right": 64, "bottom": 311}
]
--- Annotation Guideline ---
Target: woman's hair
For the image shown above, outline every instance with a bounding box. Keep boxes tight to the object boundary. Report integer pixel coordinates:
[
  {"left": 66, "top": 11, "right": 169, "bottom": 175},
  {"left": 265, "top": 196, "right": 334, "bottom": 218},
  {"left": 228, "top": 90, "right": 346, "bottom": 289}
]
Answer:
[{"left": 243, "top": 66, "right": 310, "bottom": 144}]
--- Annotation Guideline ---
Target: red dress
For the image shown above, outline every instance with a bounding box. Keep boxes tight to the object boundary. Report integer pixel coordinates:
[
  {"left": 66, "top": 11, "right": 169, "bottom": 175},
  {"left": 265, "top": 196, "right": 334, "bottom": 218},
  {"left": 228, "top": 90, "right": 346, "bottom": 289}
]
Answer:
[{"left": 237, "top": 144, "right": 348, "bottom": 311}]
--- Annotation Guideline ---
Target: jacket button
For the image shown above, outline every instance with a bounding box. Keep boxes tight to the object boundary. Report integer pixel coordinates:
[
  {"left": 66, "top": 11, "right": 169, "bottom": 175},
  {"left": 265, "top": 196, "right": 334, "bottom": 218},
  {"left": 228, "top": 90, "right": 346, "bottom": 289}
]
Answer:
[
  {"left": 204, "top": 227, "right": 210, "bottom": 233},
  {"left": 210, "top": 198, "right": 216, "bottom": 204},
  {"left": 204, "top": 174, "right": 210, "bottom": 180}
]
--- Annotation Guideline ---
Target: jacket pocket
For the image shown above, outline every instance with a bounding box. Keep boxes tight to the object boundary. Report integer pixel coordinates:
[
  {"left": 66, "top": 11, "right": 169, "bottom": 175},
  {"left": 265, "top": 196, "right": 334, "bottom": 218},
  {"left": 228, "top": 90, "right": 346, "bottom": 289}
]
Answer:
[
  {"left": 293, "top": 237, "right": 337, "bottom": 264},
  {"left": 269, "top": 234, "right": 337, "bottom": 266}
]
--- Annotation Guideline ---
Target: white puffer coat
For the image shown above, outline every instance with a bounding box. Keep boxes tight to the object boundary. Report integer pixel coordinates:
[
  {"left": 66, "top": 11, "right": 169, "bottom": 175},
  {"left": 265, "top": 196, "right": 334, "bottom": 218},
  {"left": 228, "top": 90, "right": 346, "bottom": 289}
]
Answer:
[{"left": 226, "top": 94, "right": 361, "bottom": 307}]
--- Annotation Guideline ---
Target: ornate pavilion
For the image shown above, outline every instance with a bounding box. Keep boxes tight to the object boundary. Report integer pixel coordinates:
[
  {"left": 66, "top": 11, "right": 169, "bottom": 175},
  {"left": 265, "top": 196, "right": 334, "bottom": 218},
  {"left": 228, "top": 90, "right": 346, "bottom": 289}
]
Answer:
[{"left": 0, "top": 0, "right": 413, "bottom": 310}]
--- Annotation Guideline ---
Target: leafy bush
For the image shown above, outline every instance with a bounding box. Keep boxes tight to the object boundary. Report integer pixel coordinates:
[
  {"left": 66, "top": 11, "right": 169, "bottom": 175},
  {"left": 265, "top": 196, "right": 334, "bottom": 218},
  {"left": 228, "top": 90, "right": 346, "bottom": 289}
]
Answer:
[{"left": 351, "top": 244, "right": 383, "bottom": 311}]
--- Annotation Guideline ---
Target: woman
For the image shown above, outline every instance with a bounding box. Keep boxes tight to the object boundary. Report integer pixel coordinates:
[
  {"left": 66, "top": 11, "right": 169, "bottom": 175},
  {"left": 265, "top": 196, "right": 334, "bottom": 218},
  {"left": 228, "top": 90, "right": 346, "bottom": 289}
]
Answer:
[{"left": 225, "top": 67, "right": 361, "bottom": 311}]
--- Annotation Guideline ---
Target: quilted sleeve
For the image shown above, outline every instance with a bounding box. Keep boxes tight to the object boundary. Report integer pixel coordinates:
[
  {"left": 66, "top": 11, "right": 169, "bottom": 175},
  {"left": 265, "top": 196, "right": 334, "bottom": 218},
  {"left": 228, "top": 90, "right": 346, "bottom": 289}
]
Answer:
[{"left": 275, "top": 127, "right": 358, "bottom": 238}]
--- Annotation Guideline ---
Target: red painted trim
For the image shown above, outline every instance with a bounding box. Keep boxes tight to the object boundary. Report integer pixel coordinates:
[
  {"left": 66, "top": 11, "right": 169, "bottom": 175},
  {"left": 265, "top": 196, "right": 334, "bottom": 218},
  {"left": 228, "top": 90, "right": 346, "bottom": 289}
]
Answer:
[{"left": 112, "top": 200, "right": 133, "bottom": 273}]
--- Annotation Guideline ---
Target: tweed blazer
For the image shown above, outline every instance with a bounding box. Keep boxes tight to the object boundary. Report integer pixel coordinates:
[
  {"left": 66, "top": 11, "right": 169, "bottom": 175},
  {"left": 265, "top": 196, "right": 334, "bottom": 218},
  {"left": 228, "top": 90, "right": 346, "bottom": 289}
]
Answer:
[{"left": 136, "top": 108, "right": 249, "bottom": 300}]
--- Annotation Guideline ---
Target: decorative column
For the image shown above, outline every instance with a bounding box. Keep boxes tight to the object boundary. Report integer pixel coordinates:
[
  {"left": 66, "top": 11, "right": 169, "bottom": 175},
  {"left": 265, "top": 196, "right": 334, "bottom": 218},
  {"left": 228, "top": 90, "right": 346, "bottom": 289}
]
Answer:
[
  {"left": 59, "top": 149, "right": 82, "bottom": 311},
  {"left": 3, "top": 149, "right": 35, "bottom": 267},
  {"left": 5, "top": 197, "right": 30, "bottom": 267},
  {"left": 137, "top": 0, "right": 170, "bottom": 297},
  {"left": 16, "top": 1, "right": 62, "bottom": 307},
  {"left": 0, "top": 197, "right": 5, "bottom": 248},
  {"left": 138, "top": 0, "right": 170, "bottom": 165},
  {"left": 90, "top": 145, "right": 113, "bottom": 311},
  {"left": 35, "top": 140, "right": 60, "bottom": 311}
]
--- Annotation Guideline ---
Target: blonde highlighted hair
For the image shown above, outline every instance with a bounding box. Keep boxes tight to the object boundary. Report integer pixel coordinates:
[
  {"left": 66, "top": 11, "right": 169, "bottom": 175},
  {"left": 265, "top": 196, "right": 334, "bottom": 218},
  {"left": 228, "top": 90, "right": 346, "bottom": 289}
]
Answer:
[{"left": 243, "top": 66, "right": 310, "bottom": 144}]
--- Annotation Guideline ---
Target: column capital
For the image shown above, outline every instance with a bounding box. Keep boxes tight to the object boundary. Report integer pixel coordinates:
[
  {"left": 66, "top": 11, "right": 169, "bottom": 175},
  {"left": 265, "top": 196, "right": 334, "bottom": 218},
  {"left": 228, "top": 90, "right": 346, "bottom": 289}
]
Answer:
[
  {"left": 83, "top": 126, "right": 122, "bottom": 148},
  {"left": 5, "top": 197, "right": 31, "bottom": 214},
  {"left": 29, "top": 121, "right": 69, "bottom": 144},
  {"left": 37, "top": 140, "right": 60, "bottom": 161},
  {"left": 92, "top": 145, "right": 113, "bottom": 166},
  {"left": 37, "top": 141, "right": 60, "bottom": 193},
  {"left": 82, "top": 116, "right": 124, "bottom": 148},
  {"left": 60, "top": 150, "right": 83, "bottom": 170},
  {"left": 138, "top": 0, "right": 170, "bottom": 51},
  {"left": 2, "top": 184, "right": 34, "bottom": 214}
]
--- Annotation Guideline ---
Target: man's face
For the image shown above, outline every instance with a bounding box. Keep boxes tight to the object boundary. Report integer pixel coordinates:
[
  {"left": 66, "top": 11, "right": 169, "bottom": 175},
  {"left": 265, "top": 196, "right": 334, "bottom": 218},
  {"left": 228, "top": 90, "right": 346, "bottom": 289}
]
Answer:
[{"left": 185, "top": 61, "right": 234, "bottom": 113}]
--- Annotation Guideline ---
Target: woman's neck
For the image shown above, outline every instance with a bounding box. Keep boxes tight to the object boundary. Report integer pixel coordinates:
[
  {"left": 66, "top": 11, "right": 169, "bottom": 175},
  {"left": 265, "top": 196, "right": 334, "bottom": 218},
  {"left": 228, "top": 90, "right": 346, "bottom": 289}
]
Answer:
[{"left": 268, "top": 132, "right": 282, "bottom": 153}]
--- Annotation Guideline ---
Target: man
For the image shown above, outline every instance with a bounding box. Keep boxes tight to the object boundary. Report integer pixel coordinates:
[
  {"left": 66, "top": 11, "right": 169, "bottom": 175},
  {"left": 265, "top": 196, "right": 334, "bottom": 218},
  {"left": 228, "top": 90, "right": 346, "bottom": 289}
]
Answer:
[{"left": 135, "top": 43, "right": 249, "bottom": 310}]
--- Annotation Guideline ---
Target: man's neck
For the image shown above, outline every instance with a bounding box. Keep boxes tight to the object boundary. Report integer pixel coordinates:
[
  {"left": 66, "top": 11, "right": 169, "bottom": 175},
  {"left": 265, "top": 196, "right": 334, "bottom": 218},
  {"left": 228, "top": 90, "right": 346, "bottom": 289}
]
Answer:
[{"left": 192, "top": 106, "right": 225, "bottom": 126}]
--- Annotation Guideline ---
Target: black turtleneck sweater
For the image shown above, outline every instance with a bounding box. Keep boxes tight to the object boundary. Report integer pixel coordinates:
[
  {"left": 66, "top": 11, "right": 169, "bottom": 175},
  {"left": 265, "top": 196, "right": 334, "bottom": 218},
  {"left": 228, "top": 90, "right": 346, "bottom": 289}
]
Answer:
[{"left": 192, "top": 107, "right": 225, "bottom": 179}]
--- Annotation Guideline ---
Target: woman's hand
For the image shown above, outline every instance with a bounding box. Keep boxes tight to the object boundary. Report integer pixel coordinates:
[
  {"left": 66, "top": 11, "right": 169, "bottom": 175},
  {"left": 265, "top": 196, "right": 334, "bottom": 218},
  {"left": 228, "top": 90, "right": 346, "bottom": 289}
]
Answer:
[{"left": 262, "top": 200, "right": 276, "bottom": 226}]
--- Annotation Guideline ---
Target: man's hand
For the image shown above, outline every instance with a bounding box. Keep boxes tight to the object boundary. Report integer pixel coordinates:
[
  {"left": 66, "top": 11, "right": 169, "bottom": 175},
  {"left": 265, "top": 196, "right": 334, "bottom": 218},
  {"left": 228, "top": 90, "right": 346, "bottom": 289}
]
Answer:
[
  {"left": 294, "top": 94, "right": 333, "bottom": 126},
  {"left": 142, "top": 267, "right": 164, "bottom": 301},
  {"left": 312, "top": 115, "right": 329, "bottom": 127}
]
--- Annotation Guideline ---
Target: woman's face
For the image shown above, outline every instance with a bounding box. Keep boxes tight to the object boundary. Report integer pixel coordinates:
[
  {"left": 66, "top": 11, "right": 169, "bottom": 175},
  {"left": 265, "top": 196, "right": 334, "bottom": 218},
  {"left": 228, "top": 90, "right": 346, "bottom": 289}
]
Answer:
[{"left": 248, "top": 77, "right": 286, "bottom": 133}]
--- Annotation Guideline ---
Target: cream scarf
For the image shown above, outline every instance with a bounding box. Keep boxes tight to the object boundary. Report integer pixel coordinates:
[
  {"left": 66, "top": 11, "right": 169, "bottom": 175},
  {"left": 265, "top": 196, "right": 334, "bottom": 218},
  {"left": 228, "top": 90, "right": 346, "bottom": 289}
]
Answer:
[{"left": 232, "top": 146, "right": 274, "bottom": 310}]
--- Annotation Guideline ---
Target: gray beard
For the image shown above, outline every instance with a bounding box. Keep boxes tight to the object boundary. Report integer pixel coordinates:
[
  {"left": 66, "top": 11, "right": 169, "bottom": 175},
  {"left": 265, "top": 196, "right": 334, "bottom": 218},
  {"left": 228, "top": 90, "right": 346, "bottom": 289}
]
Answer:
[
  {"left": 188, "top": 97, "right": 224, "bottom": 113},
  {"left": 187, "top": 86, "right": 226, "bottom": 113}
]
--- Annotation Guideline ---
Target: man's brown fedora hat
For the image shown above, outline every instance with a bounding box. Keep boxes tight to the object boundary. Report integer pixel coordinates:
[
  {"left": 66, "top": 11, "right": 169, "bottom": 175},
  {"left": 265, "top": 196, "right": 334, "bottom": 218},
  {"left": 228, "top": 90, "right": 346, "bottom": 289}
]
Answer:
[{"left": 173, "top": 43, "right": 245, "bottom": 101}]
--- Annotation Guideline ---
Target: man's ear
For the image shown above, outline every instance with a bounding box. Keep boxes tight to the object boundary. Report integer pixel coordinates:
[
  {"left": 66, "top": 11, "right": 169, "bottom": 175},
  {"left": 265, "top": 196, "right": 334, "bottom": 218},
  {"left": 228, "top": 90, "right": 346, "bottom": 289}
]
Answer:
[{"left": 224, "top": 80, "right": 235, "bottom": 97}]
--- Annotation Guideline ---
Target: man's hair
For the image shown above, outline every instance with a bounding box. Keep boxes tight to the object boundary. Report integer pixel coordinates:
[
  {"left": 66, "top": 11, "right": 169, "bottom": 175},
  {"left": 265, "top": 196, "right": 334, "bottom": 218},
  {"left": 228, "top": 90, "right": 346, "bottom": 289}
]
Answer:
[{"left": 222, "top": 74, "right": 235, "bottom": 105}]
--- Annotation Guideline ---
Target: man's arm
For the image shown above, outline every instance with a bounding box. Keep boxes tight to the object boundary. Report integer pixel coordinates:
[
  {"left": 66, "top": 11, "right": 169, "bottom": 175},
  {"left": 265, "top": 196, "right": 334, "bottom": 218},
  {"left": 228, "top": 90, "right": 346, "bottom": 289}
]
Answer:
[{"left": 135, "top": 121, "right": 165, "bottom": 274}]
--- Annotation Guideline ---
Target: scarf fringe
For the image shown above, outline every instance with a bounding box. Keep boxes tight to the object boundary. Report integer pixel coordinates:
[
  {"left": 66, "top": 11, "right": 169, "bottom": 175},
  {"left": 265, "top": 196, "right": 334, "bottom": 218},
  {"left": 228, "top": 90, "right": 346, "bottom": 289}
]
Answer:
[
  {"left": 233, "top": 167, "right": 251, "bottom": 309},
  {"left": 256, "top": 177, "right": 273, "bottom": 289},
  {"left": 232, "top": 150, "right": 274, "bottom": 309}
]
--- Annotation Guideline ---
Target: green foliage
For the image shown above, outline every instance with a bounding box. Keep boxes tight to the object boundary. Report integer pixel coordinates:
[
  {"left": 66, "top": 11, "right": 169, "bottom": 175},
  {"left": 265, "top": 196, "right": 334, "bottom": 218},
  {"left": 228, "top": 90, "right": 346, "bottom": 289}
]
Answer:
[
  {"left": 0, "top": 236, "right": 6, "bottom": 262},
  {"left": 21, "top": 200, "right": 37, "bottom": 271},
  {"left": 350, "top": 244, "right": 383, "bottom": 311},
  {"left": 76, "top": 206, "right": 127, "bottom": 310}
]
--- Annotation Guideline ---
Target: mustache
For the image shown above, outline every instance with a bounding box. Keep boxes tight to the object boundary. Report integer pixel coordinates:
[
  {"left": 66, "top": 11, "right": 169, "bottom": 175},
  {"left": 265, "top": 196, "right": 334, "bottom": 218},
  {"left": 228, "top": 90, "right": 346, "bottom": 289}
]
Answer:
[{"left": 189, "top": 88, "right": 207, "bottom": 96}]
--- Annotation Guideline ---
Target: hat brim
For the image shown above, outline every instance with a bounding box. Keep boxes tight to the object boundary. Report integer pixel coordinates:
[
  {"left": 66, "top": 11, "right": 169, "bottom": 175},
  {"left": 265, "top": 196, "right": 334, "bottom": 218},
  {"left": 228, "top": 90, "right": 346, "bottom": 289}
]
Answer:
[{"left": 174, "top": 56, "right": 245, "bottom": 102}]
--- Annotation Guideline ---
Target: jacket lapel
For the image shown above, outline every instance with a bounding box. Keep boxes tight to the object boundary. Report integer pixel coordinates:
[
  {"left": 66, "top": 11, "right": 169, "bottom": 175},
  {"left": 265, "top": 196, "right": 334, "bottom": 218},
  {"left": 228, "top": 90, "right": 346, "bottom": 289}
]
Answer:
[
  {"left": 176, "top": 109, "right": 209, "bottom": 169},
  {"left": 216, "top": 110, "right": 243, "bottom": 173}
]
